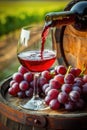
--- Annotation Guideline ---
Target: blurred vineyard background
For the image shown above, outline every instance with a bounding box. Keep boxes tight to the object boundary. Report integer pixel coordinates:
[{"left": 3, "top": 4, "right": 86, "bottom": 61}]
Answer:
[{"left": 0, "top": 0, "right": 69, "bottom": 82}]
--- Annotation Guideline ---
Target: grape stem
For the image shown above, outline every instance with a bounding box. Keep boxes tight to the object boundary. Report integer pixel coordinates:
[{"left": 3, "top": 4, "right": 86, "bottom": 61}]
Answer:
[
  {"left": 65, "top": 65, "right": 72, "bottom": 77},
  {"left": 80, "top": 64, "right": 86, "bottom": 76}
]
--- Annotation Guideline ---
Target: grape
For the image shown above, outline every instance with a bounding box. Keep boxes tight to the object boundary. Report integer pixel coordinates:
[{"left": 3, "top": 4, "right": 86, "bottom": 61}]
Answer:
[
  {"left": 75, "top": 68, "right": 81, "bottom": 77},
  {"left": 75, "top": 98, "right": 85, "bottom": 109},
  {"left": 72, "top": 86, "right": 82, "bottom": 94},
  {"left": 49, "top": 79, "right": 61, "bottom": 89},
  {"left": 74, "top": 77, "right": 83, "bottom": 82},
  {"left": 12, "top": 72, "right": 24, "bottom": 83},
  {"left": 69, "top": 68, "right": 76, "bottom": 76},
  {"left": 10, "top": 80, "right": 16, "bottom": 87},
  {"left": 54, "top": 74, "right": 64, "bottom": 85},
  {"left": 42, "top": 83, "right": 49, "bottom": 93},
  {"left": 24, "top": 72, "right": 34, "bottom": 82},
  {"left": 64, "top": 73, "right": 74, "bottom": 84},
  {"left": 18, "top": 65, "right": 28, "bottom": 74},
  {"left": 12, "top": 82, "right": 20, "bottom": 92},
  {"left": 25, "top": 88, "right": 33, "bottom": 98},
  {"left": 69, "top": 68, "right": 81, "bottom": 77},
  {"left": 47, "top": 89, "right": 59, "bottom": 99},
  {"left": 45, "top": 86, "right": 52, "bottom": 95},
  {"left": 61, "top": 84, "right": 72, "bottom": 93},
  {"left": 83, "top": 75, "right": 87, "bottom": 83},
  {"left": 8, "top": 82, "right": 20, "bottom": 96},
  {"left": 30, "top": 80, "right": 34, "bottom": 88},
  {"left": 69, "top": 90, "right": 80, "bottom": 102},
  {"left": 73, "top": 82, "right": 81, "bottom": 88},
  {"left": 49, "top": 99, "right": 60, "bottom": 110},
  {"left": 58, "top": 92, "right": 68, "bottom": 104},
  {"left": 56, "top": 65, "right": 67, "bottom": 75},
  {"left": 19, "top": 80, "right": 29, "bottom": 91},
  {"left": 74, "top": 78, "right": 84, "bottom": 87},
  {"left": 8, "top": 87, "right": 16, "bottom": 96},
  {"left": 38, "top": 77, "right": 48, "bottom": 88},
  {"left": 17, "top": 91, "right": 26, "bottom": 98},
  {"left": 45, "top": 96, "right": 53, "bottom": 105},
  {"left": 65, "top": 101, "right": 75, "bottom": 111},
  {"left": 82, "top": 83, "right": 87, "bottom": 94},
  {"left": 41, "top": 70, "right": 52, "bottom": 80}
]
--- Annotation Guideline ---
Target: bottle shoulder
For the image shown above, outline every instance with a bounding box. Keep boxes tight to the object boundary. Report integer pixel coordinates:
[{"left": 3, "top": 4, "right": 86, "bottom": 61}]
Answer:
[{"left": 70, "top": 1, "right": 87, "bottom": 14}]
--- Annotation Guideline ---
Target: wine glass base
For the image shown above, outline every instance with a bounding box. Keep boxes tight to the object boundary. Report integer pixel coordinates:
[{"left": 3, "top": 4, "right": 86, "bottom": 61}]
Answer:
[{"left": 20, "top": 97, "right": 49, "bottom": 111}]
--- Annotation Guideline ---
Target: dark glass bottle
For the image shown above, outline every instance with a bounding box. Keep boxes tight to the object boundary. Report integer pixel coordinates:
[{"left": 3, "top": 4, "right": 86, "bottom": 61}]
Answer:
[{"left": 45, "top": 1, "right": 87, "bottom": 31}]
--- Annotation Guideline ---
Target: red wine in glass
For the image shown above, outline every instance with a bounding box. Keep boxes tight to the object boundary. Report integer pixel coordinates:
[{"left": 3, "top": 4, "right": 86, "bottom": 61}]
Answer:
[{"left": 18, "top": 50, "right": 56, "bottom": 72}]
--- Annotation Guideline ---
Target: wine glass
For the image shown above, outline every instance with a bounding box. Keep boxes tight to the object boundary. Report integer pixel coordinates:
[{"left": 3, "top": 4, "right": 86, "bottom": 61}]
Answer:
[{"left": 17, "top": 25, "right": 56, "bottom": 110}]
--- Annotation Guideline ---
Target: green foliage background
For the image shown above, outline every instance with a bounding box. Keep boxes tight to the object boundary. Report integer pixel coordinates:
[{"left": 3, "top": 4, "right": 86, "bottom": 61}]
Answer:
[{"left": 0, "top": 0, "right": 69, "bottom": 36}]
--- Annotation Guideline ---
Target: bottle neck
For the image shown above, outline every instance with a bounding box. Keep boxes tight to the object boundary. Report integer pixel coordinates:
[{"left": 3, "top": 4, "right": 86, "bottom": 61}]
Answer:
[
  {"left": 45, "top": 11, "right": 76, "bottom": 27},
  {"left": 45, "top": 1, "right": 87, "bottom": 31}
]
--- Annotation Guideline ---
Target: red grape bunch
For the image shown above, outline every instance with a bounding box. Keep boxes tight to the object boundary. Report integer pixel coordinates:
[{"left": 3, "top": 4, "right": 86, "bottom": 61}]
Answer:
[
  {"left": 8, "top": 65, "right": 48, "bottom": 98},
  {"left": 8, "top": 65, "right": 87, "bottom": 111},
  {"left": 8, "top": 65, "right": 34, "bottom": 98},
  {"left": 42, "top": 65, "right": 87, "bottom": 111}
]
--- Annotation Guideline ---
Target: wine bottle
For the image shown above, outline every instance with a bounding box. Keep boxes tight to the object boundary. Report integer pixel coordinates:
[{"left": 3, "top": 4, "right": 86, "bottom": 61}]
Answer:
[{"left": 45, "top": 1, "right": 87, "bottom": 31}]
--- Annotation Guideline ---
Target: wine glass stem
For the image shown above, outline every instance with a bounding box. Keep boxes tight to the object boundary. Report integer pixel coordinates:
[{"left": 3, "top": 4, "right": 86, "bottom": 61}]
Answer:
[
  {"left": 32, "top": 126, "right": 35, "bottom": 130},
  {"left": 33, "top": 73, "right": 40, "bottom": 99}
]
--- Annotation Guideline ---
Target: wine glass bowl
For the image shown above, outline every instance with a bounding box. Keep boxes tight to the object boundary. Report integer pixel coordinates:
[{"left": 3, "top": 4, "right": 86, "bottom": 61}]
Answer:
[{"left": 17, "top": 25, "right": 56, "bottom": 110}]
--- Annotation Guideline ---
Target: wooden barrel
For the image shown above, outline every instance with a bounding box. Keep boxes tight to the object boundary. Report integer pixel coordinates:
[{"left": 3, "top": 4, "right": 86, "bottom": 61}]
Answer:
[
  {"left": 0, "top": 77, "right": 87, "bottom": 130},
  {"left": 0, "top": 1, "right": 87, "bottom": 130},
  {"left": 56, "top": 0, "right": 87, "bottom": 73}
]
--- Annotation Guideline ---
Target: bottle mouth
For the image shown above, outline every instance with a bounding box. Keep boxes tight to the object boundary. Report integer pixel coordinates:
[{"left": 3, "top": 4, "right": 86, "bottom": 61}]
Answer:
[{"left": 44, "top": 20, "right": 52, "bottom": 26}]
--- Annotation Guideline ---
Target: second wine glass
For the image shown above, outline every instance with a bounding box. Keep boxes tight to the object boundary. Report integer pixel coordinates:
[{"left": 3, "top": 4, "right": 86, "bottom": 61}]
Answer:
[{"left": 17, "top": 25, "right": 56, "bottom": 110}]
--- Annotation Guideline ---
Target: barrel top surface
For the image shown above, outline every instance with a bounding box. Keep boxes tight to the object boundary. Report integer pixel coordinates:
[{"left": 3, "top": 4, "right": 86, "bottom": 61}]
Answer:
[
  {"left": 0, "top": 77, "right": 87, "bottom": 118},
  {"left": 1, "top": 78, "right": 87, "bottom": 129}
]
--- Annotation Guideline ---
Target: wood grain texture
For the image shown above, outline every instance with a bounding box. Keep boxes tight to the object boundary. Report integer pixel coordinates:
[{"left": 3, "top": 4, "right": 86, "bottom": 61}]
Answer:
[
  {"left": 0, "top": 121, "right": 10, "bottom": 130},
  {"left": 56, "top": 0, "right": 87, "bottom": 73},
  {"left": 63, "top": 25, "right": 87, "bottom": 73}
]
